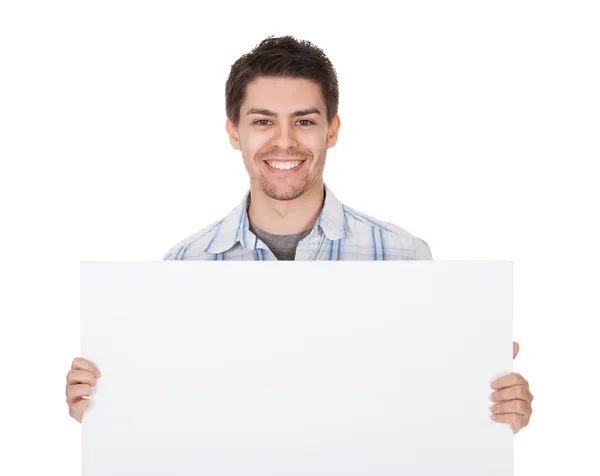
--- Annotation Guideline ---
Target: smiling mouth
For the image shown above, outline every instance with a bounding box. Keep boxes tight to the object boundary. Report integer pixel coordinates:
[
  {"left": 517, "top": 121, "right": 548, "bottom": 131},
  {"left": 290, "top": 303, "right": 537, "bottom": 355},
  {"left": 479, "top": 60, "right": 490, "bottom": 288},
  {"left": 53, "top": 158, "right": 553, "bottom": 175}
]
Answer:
[{"left": 264, "top": 159, "right": 306, "bottom": 171}]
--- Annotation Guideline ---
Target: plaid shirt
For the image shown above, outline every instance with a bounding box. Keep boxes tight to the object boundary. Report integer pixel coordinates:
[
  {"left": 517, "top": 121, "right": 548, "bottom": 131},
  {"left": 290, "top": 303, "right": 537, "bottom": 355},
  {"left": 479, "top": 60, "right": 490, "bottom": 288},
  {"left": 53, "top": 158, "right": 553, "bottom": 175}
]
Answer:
[{"left": 163, "top": 184, "right": 432, "bottom": 261}]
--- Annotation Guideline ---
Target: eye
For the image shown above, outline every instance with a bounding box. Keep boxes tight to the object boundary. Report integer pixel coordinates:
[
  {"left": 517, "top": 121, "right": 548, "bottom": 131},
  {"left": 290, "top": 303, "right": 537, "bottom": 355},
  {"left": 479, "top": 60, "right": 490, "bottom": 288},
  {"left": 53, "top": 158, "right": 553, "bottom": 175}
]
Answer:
[{"left": 253, "top": 119, "right": 315, "bottom": 126}]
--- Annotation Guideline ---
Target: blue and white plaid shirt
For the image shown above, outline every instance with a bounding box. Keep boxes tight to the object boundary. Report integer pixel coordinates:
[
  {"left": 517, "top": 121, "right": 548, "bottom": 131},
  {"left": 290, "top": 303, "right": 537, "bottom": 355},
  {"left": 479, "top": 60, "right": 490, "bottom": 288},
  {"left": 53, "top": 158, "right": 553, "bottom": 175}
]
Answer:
[{"left": 163, "top": 184, "right": 432, "bottom": 261}]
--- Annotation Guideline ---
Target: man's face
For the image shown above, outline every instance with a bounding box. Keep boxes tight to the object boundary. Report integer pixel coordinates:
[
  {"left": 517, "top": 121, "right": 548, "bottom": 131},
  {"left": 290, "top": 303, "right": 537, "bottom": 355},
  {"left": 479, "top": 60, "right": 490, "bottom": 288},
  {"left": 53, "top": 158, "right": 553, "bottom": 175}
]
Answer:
[{"left": 226, "top": 76, "right": 340, "bottom": 201}]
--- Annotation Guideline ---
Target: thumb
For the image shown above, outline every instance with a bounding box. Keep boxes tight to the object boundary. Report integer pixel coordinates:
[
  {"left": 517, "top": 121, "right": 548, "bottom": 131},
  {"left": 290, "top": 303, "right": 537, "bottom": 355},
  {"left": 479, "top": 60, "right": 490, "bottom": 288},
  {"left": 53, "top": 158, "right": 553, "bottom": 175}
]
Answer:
[{"left": 513, "top": 341, "right": 520, "bottom": 359}]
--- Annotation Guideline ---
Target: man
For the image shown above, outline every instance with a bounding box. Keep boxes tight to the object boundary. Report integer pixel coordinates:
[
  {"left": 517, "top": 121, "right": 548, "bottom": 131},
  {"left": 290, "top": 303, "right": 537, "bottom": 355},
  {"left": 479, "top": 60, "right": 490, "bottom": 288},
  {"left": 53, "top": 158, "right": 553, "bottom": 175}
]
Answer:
[{"left": 66, "top": 35, "right": 533, "bottom": 433}]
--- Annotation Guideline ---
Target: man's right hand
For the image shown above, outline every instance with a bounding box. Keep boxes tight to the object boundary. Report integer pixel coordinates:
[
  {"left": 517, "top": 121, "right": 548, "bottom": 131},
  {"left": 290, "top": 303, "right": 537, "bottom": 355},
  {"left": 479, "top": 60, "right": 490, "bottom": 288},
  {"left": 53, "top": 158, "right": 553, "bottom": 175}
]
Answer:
[{"left": 66, "top": 357, "right": 101, "bottom": 423}]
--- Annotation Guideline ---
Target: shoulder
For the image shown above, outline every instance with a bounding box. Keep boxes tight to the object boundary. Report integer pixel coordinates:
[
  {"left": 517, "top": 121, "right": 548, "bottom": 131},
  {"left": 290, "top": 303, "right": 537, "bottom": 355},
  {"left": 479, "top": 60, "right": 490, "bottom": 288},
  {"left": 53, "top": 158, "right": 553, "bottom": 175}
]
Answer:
[
  {"left": 162, "top": 219, "right": 223, "bottom": 260},
  {"left": 342, "top": 205, "right": 433, "bottom": 260}
]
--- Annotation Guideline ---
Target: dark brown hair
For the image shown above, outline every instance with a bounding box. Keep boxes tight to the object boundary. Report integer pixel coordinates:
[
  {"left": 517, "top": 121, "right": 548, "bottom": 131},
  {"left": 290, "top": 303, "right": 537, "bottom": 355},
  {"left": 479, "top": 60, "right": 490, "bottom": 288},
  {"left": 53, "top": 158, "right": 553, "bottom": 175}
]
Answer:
[{"left": 225, "top": 35, "right": 339, "bottom": 127}]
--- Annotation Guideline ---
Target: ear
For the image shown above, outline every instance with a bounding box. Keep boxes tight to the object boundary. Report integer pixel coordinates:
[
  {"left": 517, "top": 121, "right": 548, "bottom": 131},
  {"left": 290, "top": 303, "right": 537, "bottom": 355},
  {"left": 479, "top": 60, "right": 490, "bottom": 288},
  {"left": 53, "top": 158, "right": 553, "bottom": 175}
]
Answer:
[
  {"left": 226, "top": 118, "right": 241, "bottom": 151},
  {"left": 327, "top": 115, "right": 341, "bottom": 148}
]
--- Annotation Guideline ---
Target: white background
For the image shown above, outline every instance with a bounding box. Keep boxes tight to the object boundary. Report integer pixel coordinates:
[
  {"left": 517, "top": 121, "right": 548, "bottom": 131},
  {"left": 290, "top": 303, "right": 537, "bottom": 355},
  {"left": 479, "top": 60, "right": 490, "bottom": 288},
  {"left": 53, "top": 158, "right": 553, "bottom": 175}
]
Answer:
[{"left": 0, "top": 1, "right": 598, "bottom": 475}]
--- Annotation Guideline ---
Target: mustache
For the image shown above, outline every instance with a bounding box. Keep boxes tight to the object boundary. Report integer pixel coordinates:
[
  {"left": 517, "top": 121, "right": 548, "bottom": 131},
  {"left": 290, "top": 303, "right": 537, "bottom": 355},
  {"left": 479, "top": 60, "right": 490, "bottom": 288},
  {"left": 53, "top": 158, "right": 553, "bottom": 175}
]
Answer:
[{"left": 258, "top": 150, "right": 312, "bottom": 160}]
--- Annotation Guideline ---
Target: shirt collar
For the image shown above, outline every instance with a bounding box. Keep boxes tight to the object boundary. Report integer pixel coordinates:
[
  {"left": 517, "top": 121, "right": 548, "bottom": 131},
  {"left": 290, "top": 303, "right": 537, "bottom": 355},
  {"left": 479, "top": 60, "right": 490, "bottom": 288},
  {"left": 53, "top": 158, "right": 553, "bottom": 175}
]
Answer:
[{"left": 203, "top": 183, "right": 349, "bottom": 254}]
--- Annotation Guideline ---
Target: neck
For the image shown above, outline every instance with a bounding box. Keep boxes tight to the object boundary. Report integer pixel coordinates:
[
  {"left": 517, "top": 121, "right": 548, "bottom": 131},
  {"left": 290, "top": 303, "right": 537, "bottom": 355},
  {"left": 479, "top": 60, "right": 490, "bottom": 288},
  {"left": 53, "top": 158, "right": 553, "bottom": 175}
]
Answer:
[{"left": 247, "top": 182, "right": 325, "bottom": 235}]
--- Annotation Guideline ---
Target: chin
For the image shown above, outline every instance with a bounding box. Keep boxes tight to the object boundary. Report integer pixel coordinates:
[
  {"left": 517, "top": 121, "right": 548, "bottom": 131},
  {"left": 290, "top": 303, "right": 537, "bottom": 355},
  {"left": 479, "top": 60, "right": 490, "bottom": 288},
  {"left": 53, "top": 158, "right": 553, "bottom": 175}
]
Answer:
[
  {"left": 266, "top": 190, "right": 306, "bottom": 201},
  {"left": 263, "top": 184, "right": 307, "bottom": 201}
]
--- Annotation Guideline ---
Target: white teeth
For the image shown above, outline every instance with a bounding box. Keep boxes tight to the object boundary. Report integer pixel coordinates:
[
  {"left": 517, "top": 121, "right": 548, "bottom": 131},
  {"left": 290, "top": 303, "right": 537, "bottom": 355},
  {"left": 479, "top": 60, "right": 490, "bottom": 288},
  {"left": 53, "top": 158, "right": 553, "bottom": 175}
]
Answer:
[{"left": 267, "top": 161, "right": 301, "bottom": 170}]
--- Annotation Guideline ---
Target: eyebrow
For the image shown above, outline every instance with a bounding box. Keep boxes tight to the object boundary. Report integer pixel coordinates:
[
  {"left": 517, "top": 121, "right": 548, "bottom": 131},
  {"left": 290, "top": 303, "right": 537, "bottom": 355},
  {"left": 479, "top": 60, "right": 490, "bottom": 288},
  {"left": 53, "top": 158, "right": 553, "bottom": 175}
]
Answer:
[{"left": 246, "top": 107, "right": 322, "bottom": 118}]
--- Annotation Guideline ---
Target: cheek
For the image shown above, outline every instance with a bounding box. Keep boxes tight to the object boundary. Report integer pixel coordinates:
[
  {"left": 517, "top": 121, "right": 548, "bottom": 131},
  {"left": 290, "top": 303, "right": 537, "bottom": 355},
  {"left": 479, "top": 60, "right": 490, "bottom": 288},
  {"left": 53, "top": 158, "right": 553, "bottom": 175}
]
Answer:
[{"left": 246, "top": 137, "right": 272, "bottom": 157}]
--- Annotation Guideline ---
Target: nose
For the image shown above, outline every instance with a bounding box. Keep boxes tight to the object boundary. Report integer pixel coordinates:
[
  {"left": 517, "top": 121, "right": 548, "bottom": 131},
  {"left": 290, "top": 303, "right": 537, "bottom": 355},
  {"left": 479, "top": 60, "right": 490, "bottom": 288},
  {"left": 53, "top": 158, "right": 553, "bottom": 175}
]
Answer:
[{"left": 270, "top": 123, "right": 298, "bottom": 149}]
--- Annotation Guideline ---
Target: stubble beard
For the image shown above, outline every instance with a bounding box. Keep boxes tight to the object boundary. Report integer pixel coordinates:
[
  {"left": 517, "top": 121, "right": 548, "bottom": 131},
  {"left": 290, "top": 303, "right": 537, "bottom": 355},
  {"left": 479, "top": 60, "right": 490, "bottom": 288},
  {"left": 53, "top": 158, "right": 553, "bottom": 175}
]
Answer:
[{"left": 249, "top": 146, "right": 327, "bottom": 202}]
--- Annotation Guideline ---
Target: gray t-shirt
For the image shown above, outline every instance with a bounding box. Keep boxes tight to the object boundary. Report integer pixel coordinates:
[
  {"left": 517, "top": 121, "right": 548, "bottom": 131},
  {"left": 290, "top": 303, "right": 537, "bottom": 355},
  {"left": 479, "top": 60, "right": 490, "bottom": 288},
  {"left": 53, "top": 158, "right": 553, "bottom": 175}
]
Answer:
[{"left": 248, "top": 219, "right": 312, "bottom": 260}]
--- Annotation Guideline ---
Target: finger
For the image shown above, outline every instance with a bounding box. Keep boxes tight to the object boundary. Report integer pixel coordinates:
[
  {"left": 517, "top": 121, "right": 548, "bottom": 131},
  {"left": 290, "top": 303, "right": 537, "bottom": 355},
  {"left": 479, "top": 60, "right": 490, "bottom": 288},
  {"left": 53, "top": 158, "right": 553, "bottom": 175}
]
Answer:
[
  {"left": 69, "top": 397, "right": 91, "bottom": 423},
  {"left": 490, "top": 399, "right": 531, "bottom": 416},
  {"left": 513, "top": 341, "right": 520, "bottom": 359},
  {"left": 66, "top": 383, "right": 95, "bottom": 404},
  {"left": 490, "top": 412, "right": 523, "bottom": 425},
  {"left": 513, "top": 413, "right": 531, "bottom": 434},
  {"left": 67, "top": 369, "right": 97, "bottom": 387},
  {"left": 491, "top": 372, "right": 529, "bottom": 390},
  {"left": 71, "top": 357, "right": 102, "bottom": 377},
  {"left": 491, "top": 412, "right": 529, "bottom": 434},
  {"left": 490, "top": 384, "right": 532, "bottom": 403}
]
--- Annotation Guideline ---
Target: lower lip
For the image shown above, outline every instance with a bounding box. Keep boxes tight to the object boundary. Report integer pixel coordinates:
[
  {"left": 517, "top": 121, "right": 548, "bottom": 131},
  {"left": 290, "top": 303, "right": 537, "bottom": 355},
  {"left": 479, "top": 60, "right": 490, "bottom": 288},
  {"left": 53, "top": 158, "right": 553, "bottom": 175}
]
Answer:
[{"left": 264, "top": 160, "right": 306, "bottom": 173}]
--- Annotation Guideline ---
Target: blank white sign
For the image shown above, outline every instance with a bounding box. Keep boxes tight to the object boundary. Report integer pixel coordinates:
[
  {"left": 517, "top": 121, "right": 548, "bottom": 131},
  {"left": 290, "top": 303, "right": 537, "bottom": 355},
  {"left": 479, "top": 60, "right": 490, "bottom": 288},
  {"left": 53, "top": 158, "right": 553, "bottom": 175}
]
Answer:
[{"left": 80, "top": 260, "right": 513, "bottom": 475}]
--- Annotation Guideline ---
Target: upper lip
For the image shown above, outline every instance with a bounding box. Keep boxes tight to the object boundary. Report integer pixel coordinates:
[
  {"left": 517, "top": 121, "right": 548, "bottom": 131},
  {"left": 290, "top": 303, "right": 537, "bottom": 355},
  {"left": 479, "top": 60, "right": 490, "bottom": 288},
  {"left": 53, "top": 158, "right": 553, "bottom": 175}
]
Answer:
[{"left": 264, "top": 158, "right": 306, "bottom": 161}]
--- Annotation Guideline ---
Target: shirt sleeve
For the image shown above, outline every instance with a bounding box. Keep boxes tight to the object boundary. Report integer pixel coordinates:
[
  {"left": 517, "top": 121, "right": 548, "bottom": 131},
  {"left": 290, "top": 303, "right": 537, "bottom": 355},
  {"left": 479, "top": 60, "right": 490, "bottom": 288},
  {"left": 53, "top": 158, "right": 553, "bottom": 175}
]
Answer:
[
  {"left": 162, "top": 246, "right": 180, "bottom": 260},
  {"left": 415, "top": 239, "right": 433, "bottom": 260}
]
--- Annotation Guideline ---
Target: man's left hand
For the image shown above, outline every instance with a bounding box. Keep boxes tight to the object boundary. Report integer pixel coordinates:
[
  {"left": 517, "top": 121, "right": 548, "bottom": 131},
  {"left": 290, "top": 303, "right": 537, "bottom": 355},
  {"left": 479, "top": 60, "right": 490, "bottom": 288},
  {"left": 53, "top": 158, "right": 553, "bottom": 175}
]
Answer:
[{"left": 489, "top": 341, "right": 534, "bottom": 434}]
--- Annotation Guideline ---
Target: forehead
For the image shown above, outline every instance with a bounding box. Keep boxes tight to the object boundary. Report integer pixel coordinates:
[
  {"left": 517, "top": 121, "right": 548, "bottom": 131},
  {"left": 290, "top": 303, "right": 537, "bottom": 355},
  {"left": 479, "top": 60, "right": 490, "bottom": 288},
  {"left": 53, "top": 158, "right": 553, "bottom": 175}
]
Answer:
[{"left": 242, "top": 76, "right": 325, "bottom": 112}]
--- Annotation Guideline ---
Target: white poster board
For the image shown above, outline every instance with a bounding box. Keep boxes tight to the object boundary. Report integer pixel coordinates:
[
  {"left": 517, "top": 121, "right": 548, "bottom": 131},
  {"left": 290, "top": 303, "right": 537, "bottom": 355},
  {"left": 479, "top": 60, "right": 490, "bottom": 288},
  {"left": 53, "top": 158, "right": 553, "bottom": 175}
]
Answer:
[{"left": 81, "top": 260, "right": 513, "bottom": 475}]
